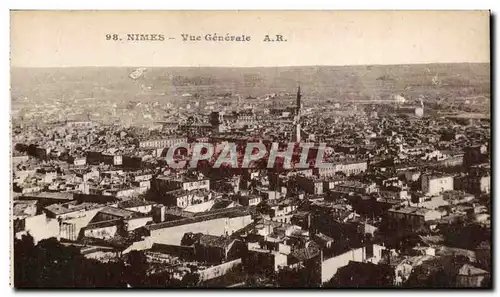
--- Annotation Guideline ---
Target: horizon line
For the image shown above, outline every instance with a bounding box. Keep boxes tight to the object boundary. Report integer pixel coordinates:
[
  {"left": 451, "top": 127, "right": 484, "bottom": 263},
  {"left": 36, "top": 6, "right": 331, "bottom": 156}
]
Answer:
[{"left": 10, "top": 61, "right": 489, "bottom": 69}]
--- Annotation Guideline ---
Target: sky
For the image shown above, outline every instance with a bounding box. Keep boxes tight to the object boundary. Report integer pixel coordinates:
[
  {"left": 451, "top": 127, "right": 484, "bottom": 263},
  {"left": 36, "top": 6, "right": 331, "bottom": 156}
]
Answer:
[{"left": 10, "top": 10, "right": 490, "bottom": 67}]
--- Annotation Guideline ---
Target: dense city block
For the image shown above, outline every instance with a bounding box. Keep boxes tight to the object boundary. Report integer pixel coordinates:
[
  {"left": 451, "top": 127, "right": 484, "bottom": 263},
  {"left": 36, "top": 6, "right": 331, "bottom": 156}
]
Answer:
[{"left": 11, "top": 64, "right": 491, "bottom": 288}]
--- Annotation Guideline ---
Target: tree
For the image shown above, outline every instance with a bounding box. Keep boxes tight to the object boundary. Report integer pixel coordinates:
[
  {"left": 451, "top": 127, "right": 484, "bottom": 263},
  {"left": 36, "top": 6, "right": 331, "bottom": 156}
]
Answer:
[
  {"left": 404, "top": 256, "right": 463, "bottom": 288},
  {"left": 13, "top": 234, "right": 37, "bottom": 287},
  {"left": 147, "top": 271, "right": 173, "bottom": 288},
  {"left": 480, "top": 275, "right": 492, "bottom": 288},
  {"left": 13, "top": 236, "right": 126, "bottom": 288},
  {"left": 124, "top": 250, "right": 148, "bottom": 287},
  {"left": 181, "top": 271, "right": 200, "bottom": 287},
  {"left": 35, "top": 238, "right": 82, "bottom": 287},
  {"left": 325, "top": 262, "right": 394, "bottom": 288}
]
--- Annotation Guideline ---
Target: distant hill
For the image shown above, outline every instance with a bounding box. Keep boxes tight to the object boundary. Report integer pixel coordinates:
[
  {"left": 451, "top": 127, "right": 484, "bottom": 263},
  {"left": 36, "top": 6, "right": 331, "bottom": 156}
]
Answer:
[{"left": 11, "top": 63, "right": 490, "bottom": 106}]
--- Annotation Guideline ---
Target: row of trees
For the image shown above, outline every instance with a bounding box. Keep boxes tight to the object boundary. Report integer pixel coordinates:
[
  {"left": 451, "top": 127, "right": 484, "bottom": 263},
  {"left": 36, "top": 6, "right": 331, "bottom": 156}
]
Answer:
[
  {"left": 13, "top": 234, "right": 199, "bottom": 288},
  {"left": 14, "top": 235, "right": 126, "bottom": 288}
]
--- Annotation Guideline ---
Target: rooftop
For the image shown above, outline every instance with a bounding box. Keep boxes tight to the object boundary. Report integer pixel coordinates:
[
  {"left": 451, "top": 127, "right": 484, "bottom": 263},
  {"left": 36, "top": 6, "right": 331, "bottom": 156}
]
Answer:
[
  {"left": 337, "top": 180, "right": 372, "bottom": 188},
  {"left": 99, "top": 206, "right": 140, "bottom": 219},
  {"left": 458, "top": 264, "right": 489, "bottom": 276},
  {"left": 198, "top": 234, "right": 235, "bottom": 249},
  {"left": 22, "top": 191, "right": 74, "bottom": 201},
  {"left": 314, "top": 232, "right": 334, "bottom": 243},
  {"left": 156, "top": 175, "right": 208, "bottom": 183},
  {"left": 388, "top": 206, "right": 436, "bottom": 216},
  {"left": 117, "top": 199, "right": 155, "bottom": 209},
  {"left": 13, "top": 200, "right": 37, "bottom": 218},
  {"left": 44, "top": 201, "right": 101, "bottom": 216},
  {"left": 424, "top": 173, "right": 454, "bottom": 180},
  {"left": 289, "top": 241, "right": 321, "bottom": 262},
  {"left": 85, "top": 219, "right": 122, "bottom": 230},
  {"left": 145, "top": 207, "right": 250, "bottom": 231}
]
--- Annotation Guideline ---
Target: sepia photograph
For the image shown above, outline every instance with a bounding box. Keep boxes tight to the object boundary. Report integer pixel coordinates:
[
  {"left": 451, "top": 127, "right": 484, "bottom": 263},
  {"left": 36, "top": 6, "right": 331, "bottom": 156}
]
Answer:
[{"left": 9, "top": 10, "right": 491, "bottom": 288}]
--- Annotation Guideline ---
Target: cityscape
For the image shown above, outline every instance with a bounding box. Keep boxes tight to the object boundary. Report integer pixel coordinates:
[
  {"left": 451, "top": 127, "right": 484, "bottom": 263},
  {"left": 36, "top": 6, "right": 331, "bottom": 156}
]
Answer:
[{"left": 11, "top": 63, "right": 491, "bottom": 288}]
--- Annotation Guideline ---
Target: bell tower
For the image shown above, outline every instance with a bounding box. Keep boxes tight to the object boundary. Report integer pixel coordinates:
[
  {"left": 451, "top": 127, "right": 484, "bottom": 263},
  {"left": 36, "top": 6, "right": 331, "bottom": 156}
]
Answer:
[{"left": 293, "top": 86, "right": 302, "bottom": 142}]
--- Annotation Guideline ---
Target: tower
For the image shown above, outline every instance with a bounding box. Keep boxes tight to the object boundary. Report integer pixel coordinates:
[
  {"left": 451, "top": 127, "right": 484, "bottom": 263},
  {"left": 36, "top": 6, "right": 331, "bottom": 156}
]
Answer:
[
  {"left": 296, "top": 85, "right": 302, "bottom": 114},
  {"left": 293, "top": 86, "right": 302, "bottom": 142}
]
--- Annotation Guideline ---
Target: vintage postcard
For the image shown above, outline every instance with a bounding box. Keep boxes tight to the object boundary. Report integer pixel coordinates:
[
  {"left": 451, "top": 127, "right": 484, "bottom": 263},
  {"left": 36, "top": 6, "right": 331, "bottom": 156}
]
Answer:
[{"left": 10, "top": 11, "right": 491, "bottom": 288}]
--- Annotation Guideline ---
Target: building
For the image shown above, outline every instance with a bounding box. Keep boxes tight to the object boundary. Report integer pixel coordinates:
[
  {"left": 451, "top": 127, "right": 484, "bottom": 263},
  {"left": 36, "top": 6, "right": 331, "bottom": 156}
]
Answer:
[
  {"left": 398, "top": 144, "right": 430, "bottom": 157},
  {"left": 293, "top": 86, "right": 302, "bottom": 143},
  {"left": 43, "top": 201, "right": 106, "bottom": 241},
  {"left": 315, "top": 160, "right": 368, "bottom": 177},
  {"left": 138, "top": 137, "right": 188, "bottom": 149},
  {"left": 86, "top": 151, "right": 122, "bottom": 166},
  {"left": 244, "top": 241, "right": 290, "bottom": 273},
  {"left": 328, "top": 261, "right": 395, "bottom": 287},
  {"left": 13, "top": 200, "right": 38, "bottom": 219},
  {"left": 163, "top": 188, "right": 213, "bottom": 208},
  {"left": 27, "top": 144, "right": 51, "bottom": 160},
  {"left": 103, "top": 186, "right": 147, "bottom": 199},
  {"left": 478, "top": 175, "right": 491, "bottom": 194},
  {"left": 475, "top": 242, "right": 491, "bottom": 272},
  {"left": 296, "top": 175, "right": 324, "bottom": 195},
  {"left": 313, "top": 233, "right": 334, "bottom": 249},
  {"left": 70, "top": 156, "right": 87, "bottom": 166},
  {"left": 20, "top": 192, "right": 75, "bottom": 207},
  {"left": 13, "top": 212, "right": 60, "bottom": 244},
  {"left": 154, "top": 175, "right": 210, "bottom": 192},
  {"left": 66, "top": 121, "right": 94, "bottom": 129},
  {"left": 142, "top": 207, "right": 253, "bottom": 245},
  {"left": 239, "top": 194, "right": 262, "bottom": 207},
  {"left": 212, "top": 177, "right": 240, "bottom": 194},
  {"left": 132, "top": 172, "right": 153, "bottom": 182},
  {"left": 183, "top": 123, "right": 215, "bottom": 134},
  {"left": 421, "top": 174, "right": 454, "bottom": 196},
  {"left": 268, "top": 202, "right": 298, "bottom": 218},
  {"left": 291, "top": 211, "right": 312, "bottom": 230},
  {"left": 154, "top": 121, "right": 179, "bottom": 133},
  {"left": 322, "top": 176, "right": 346, "bottom": 192},
  {"left": 334, "top": 181, "right": 377, "bottom": 195},
  {"left": 455, "top": 174, "right": 490, "bottom": 195},
  {"left": 12, "top": 155, "right": 30, "bottom": 165},
  {"left": 117, "top": 199, "right": 155, "bottom": 214},
  {"left": 386, "top": 206, "right": 442, "bottom": 231},
  {"left": 409, "top": 195, "right": 449, "bottom": 209},
  {"left": 437, "top": 153, "right": 464, "bottom": 167},
  {"left": 403, "top": 170, "right": 421, "bottom": 182},
  {"left": 463, "top": 145, "right": 489, "bottom": 169},
  {"left": 456, "top": 264, "right": 489, "bottom": 287},
  {"left": 181, "top": 232, "right": 243, "bottom": 264},
  {"left": 442, "top": 190, "right": 474, "bottom": 206},
  {"left": 321, "top": 243, "right": 386, "bottom": 283},
  {"left": 393, "top": 102, "right": 424, "bottom": 118},
  {"left": 83, "top": 206, "right": 153, "bottom": 240}
]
